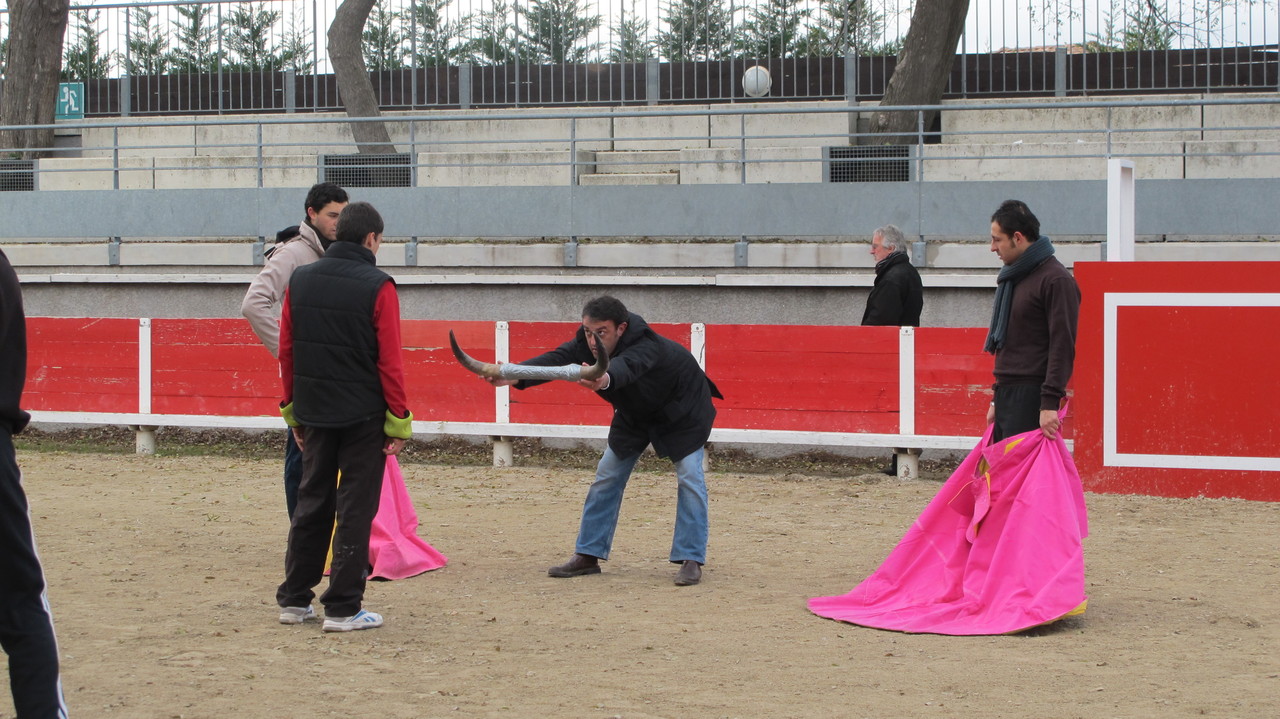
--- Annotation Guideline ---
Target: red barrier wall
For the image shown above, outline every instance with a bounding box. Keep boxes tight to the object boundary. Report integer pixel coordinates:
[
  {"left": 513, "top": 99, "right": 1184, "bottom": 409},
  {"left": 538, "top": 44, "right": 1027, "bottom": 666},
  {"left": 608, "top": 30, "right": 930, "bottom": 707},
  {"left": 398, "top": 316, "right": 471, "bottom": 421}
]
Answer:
[
  {"left": 152, "top": 319, "right": 277, "bottom": 416},
  {"left": 915, "top": 328, "right": 999, "bottom": 438},
  {"left": 25, "top": 318, "right": 139, "bottom": 413},
  {"left": 24, "top": 318, "right": 1015, "bottom": 474},
  {"left": 23, "top": 319, "right": 1007, "bottom": 436},
  {"left": 1074, "top": 261, "right": 1280, "bottom": 501},
  {"left": 26, "top": 294, "right": 1278, "bottom": 502},
  {"left": 706, "top": 324, "right": 899, "bottom": 433},
  {"left": 402, "top": 320, "right": 494, "bottom": 422}
]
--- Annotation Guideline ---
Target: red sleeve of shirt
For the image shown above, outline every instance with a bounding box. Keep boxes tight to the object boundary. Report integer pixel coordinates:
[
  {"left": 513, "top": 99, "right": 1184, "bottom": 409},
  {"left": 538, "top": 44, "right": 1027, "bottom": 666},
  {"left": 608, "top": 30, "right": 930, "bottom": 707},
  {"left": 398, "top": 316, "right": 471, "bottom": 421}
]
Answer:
[
  {"left": 373, "top": 281, "right": 410, "bottom": 418},
  {"left": 278, "top": 285, "right": 294, "bottom": 405}
]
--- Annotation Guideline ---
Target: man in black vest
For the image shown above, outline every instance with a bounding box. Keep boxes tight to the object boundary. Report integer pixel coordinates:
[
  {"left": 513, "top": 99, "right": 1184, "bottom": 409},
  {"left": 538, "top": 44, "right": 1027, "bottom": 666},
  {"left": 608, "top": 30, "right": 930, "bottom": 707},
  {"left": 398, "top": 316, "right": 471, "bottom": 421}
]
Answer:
[
  {"left": 276, "top": 202, "right": 413, "bottom": 632},
  {"left": 0, "top": 248, "right": 69, "bottom": 718},
  {"left": 486, "top": 296, "right": 722, "bottom": 586}
]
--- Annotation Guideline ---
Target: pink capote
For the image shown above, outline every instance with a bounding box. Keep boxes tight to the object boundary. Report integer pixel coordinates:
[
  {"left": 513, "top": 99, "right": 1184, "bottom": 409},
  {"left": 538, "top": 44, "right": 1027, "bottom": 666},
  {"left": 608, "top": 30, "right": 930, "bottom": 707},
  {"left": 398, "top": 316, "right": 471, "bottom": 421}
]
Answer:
[
  {"left": 808, "top": 418, "right": 1088, "bottom": 635},
  {"left": 367, "top": 456, "right": 448, "bottom": 580}
]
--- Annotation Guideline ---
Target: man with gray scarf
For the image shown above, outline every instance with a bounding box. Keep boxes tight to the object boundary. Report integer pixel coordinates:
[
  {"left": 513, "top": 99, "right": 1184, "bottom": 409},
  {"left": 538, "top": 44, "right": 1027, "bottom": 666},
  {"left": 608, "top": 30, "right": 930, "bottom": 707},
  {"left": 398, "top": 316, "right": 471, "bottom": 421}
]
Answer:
[{"left": 984, "top": 200, "right": 1080, "bottom": 441}]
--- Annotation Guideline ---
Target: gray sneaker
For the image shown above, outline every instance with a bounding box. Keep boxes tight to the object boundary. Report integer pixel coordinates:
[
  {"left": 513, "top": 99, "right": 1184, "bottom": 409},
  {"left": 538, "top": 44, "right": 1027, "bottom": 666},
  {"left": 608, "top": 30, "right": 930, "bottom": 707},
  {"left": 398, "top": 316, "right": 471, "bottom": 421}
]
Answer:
[
  {"left": 279, "top": 605, "right": 316, "bottom": 625},
  {"left": 322, "top": 609, "right": 384, "bottom": 632}
]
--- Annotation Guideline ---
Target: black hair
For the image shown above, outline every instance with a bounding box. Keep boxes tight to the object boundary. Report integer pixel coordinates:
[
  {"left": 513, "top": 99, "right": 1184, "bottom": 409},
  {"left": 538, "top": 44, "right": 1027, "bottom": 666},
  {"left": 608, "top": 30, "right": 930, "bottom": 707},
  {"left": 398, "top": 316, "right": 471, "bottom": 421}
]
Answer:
[
  {"left": 582, "top": 296, "right": 628, "bottom": 325},
  {"left": 305, "top": 182, "right": 349, "bottom": 214},
  {"left": 335, "top": 202, "right": 384, "bottom": 244},
  {"left": 990, "top": 199, "right": 1041, "bottom": 242}
]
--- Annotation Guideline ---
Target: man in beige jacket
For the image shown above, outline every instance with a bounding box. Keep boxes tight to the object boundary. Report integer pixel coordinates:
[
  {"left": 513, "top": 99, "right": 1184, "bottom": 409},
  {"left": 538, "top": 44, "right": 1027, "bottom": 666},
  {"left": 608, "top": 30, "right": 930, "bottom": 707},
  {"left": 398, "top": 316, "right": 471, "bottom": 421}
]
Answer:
[{"left": 242, "top": 182, "right": 348, "bottom": 518}]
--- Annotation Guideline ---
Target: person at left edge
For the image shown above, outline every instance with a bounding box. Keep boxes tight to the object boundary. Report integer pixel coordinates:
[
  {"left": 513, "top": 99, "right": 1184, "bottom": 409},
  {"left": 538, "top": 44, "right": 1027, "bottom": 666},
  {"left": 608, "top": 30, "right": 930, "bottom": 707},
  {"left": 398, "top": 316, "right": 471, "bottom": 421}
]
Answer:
[
  {"left": 0, "top": 247, "right": 70, "bottom": 718},
  {"left": 275, "top": 202, "right": 412, "bottom": 632}
]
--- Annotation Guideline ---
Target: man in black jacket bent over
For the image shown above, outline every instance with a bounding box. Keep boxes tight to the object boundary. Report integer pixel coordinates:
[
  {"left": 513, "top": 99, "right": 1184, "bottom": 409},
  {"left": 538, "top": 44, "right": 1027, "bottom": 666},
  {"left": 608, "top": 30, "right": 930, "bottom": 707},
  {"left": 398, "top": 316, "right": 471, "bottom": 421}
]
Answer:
[{"left": 487, "top": 296, "right": 721, "bottom": 586}]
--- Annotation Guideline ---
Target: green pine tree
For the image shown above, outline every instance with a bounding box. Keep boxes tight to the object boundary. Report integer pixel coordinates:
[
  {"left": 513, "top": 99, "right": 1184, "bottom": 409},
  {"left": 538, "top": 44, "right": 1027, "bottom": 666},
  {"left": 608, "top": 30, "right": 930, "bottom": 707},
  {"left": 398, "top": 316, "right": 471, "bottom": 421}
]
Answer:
[
  {"left": 364, "top": 0, "right": 409, "bottom": 70},
  {"left": 408, "top": 0, "right": 473, "bottom": 67},
  {"left": 795, "top": 0, "right": 885, "bottom": 57},
  {"left": 124, "top": 6, "right": 170, "bottom": 76},
  {"left": 1121, "top": 0, "right": 1178, "bottom": 51},
  {"left": 62, "top": 10, "right": 112, "bottom": 81},
  {"left": 737, "top": 0, "right": 809, "bottom": 59},
  {"left": 656, "top": 0, "right": 736, "bottom": 62},
  {"left": 468, "top": 0, "right": 520, "bottom": 65},
  {"left": 168, "top": 4, "right": 225, "bottom": 74},
  {"left": 224, "top": 2, "right": 291, "bottom": 72},
  {"left": 517, "top": 0, "right": 602, "bottom": 64},
  {"left": 608, "top": 0, "right": 652, "bottom": 62}
]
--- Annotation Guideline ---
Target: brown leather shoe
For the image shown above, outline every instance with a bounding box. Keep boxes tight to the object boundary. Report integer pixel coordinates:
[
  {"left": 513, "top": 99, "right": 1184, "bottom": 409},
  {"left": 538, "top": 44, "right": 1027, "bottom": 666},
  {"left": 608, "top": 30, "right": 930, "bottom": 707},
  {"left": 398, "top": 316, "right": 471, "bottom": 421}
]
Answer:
[
  {"left": 548, "top": 553, "right": 601, "bottom": 578},
  {"left": 674, "top": 560, "right": 702, "bottom": 586}
]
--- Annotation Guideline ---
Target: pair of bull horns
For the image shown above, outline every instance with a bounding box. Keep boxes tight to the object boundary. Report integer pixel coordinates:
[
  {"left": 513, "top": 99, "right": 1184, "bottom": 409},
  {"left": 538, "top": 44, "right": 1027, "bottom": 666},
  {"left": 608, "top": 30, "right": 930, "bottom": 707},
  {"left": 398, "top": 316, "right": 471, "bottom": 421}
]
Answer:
[{"left": 449, "top": 330, "right": 609, "bottom": 382}]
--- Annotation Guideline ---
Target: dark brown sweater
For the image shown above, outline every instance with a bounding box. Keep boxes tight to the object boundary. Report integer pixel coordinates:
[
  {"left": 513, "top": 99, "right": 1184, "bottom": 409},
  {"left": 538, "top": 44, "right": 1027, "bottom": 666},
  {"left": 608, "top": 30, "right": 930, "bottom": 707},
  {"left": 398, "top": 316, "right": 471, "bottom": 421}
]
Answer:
[{"left": 993, "top": 256, "right": 1081, "bottom": 410}]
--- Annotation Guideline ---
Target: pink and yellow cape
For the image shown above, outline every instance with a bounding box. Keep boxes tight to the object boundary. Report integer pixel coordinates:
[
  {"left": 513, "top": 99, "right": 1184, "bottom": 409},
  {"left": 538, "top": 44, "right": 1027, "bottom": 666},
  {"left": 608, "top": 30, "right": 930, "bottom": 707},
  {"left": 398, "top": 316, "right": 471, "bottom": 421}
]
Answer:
[
  {"left": 325, "top": 455, "right": 448, "bottom": 580},
  {"left": 809, "top": 419, "right": 1088, "bottom": 635}
]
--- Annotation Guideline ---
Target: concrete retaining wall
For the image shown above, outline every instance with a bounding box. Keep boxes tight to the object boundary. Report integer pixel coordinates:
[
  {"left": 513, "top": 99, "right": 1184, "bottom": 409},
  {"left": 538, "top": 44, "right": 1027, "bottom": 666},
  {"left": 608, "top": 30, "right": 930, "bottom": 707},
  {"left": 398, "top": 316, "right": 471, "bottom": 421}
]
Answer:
[{"left": 45, "top": 95, "right": 1280, "bottom": 190}]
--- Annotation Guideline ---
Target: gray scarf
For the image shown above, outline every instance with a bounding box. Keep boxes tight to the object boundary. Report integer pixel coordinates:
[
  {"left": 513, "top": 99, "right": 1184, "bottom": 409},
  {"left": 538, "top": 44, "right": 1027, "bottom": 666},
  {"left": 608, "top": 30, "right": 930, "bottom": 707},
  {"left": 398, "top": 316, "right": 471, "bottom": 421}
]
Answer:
[{"left": 984, "top": 235, "right": 1055, "bottom": 354}]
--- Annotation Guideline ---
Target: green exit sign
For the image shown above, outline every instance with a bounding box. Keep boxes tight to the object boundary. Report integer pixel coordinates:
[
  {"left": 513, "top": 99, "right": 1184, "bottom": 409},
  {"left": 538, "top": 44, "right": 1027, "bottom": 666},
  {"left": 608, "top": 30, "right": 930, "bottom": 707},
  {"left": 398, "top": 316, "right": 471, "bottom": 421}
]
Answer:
[{"left": 56, "top": 82, "right": 84, "bottom": 120}]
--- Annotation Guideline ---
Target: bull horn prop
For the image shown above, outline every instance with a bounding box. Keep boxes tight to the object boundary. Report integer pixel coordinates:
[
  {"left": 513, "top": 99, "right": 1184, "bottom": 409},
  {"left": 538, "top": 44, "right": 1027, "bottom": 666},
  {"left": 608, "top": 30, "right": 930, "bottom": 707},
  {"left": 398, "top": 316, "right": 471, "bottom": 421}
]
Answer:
[{"left": 449, "top": 330, "right": 609, "bottom": 382}]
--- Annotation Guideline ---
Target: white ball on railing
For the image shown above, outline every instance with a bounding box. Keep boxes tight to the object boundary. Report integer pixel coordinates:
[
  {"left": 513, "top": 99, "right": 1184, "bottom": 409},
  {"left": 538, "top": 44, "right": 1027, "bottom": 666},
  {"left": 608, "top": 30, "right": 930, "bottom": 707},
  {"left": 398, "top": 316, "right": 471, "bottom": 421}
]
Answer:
[{"left": 742, "top": 65, "right": 773, "bottom": 98}]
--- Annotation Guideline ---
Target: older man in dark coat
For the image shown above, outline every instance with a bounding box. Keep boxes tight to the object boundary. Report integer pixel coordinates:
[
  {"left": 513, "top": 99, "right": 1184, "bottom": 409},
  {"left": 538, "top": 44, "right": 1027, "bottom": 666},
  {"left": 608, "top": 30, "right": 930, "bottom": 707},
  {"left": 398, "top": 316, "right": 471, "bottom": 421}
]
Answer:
[
  {"left": 863, "top": 224, "right": 923, "bottom": 327},
  {"left": 864, "top": 225, "right": 924, "bottom": 476}
]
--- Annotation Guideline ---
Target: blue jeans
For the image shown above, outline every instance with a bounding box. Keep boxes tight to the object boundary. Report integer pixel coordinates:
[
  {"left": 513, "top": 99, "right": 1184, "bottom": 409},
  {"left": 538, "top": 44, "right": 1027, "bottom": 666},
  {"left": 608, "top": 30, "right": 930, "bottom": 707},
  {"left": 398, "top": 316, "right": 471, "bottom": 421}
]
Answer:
[
  {"left": 575, "top": 446, "right": 708, "bottom": 565},
  {"left": 284, "top": 428, "right": 303, "bottom": 519}
]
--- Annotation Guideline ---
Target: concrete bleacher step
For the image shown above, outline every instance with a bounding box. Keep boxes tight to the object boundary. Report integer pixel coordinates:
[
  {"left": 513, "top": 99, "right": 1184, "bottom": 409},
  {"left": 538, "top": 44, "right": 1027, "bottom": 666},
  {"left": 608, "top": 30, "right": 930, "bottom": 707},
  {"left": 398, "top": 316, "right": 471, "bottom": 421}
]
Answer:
[
  {"left": 592, "top": 150, "right": 682, "bottom": 174},
  {"left": 578, "top": 172, "right": 679, "bottom": 186}
]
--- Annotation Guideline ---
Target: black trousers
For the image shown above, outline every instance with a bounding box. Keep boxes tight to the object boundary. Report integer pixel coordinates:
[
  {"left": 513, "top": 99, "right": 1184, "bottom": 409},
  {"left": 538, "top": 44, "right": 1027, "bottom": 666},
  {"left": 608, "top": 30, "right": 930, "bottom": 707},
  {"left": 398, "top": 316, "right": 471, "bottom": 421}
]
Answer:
[
  {"left": 277, "top": 416, "right": 386, "bottom": 617},
  {"left": 0, "top": 430, "right": 68, "bottom": 719},
  {"left": 992, "top": 383, "right": 1043, "bottom": 443}
]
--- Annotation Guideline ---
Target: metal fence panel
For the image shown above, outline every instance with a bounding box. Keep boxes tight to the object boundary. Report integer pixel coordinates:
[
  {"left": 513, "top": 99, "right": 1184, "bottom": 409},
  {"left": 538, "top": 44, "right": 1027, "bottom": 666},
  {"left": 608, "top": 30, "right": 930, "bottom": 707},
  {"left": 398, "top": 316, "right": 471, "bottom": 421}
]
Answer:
[{"left": 4, "top": 0, "right": 1277, "bottom": 115}]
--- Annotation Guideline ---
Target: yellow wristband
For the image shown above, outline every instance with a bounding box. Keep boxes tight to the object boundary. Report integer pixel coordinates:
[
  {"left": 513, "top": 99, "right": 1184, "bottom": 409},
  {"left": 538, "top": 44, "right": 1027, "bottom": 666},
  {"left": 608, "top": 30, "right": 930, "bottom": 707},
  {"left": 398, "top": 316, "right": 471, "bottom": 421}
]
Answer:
[
  {"left": 384, "top": 409, "right": 413, "bottom": 440},
  {"left": 280, "top": 401, "right": 298, "bottom": 427}
]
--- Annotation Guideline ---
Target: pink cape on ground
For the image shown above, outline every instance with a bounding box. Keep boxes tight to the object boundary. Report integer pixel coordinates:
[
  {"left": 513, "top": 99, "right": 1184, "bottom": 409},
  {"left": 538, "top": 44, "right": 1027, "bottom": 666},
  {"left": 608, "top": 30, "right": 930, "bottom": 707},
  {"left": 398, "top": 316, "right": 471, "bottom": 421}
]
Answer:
[
  {"left": 808, "top": 420, "right": 1089, "bottom": 635},
  {"left": 367, "top": 455, "right": 448, "bottom": 580}
]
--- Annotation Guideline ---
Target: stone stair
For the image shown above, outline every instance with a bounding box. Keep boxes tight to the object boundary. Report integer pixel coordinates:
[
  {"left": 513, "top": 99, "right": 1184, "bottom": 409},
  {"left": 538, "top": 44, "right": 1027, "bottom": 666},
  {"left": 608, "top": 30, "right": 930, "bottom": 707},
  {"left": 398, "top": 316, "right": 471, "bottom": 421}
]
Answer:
[{"left": 579, "top": 150, "right": 681, "bottom": 185}]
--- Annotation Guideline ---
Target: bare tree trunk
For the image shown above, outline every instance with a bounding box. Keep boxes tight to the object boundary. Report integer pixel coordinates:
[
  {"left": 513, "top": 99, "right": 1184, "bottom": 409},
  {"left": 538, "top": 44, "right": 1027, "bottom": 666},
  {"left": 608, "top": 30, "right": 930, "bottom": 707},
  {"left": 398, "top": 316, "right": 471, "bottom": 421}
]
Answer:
[
  {"left": 868, "top": 0, "right": 971, "bottom": 144},
  {"left": 329, "top": 0, "right": 396, "bottom": 154},
  {"left": 0, "top": 0, "right": 72, "bottom": 159}
]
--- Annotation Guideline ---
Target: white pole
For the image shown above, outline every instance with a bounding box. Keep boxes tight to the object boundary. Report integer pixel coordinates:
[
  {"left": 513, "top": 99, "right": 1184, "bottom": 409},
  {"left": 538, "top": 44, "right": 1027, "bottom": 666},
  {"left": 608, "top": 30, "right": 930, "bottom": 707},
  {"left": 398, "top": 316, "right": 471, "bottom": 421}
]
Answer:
[
  {"left": 692, "top": 323, "right": 709, "bottom": 472},
  {"left": 1107, "top": 158, "right": 1136, "bottom": 262},
  {"left": 897, "top": 326, "right": 915, "bottom": 435},
  {"left": 138, "top": 318, "right": 152, "bottom": 414},
  {"left": 135, "top": 319, "right": 155, "bottom": 455},
  {"left": 493, "top": 321, "right": 513, "bottom": 467},
  {"left": 894, "top": 326, "right": 919, "bottom": 479}
]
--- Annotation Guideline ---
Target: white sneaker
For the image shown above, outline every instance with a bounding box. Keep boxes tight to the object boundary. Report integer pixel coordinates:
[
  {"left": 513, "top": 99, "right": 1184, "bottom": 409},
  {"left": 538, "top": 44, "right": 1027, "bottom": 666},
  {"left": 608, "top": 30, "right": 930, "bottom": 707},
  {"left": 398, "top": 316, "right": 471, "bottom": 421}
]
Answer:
[
  {"left": 279, "top": 605, "right": 316, "bottom": 625},
  {"left": 322, "top": 609, "right": 384, "bottom": 632}
]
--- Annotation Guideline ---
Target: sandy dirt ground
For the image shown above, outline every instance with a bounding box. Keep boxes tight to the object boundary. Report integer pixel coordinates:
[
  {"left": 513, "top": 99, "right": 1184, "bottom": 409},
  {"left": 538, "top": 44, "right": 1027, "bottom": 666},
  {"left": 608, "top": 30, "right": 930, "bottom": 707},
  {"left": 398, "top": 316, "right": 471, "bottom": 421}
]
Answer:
[{"left": 3, "top": 450, "right": 1278, "bottom": 719}]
